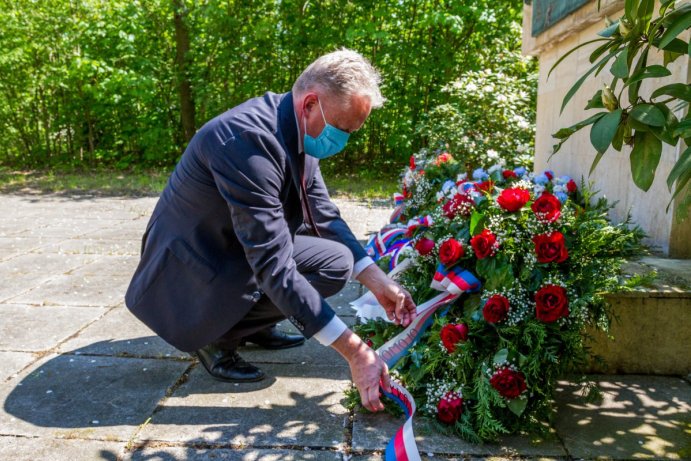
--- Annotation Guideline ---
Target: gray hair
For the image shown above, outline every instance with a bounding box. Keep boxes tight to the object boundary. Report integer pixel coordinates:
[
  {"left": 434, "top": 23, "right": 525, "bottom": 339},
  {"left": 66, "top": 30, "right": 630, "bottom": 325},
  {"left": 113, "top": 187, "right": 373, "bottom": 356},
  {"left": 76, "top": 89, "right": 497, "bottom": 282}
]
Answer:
[{"left": 293, "top": 48, "right": 385, "bottom": 108}]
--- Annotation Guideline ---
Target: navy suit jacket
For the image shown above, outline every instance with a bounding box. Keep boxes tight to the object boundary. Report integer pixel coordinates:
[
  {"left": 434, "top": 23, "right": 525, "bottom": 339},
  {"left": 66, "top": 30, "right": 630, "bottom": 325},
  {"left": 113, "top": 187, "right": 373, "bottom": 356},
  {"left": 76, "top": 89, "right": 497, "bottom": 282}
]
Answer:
[{"left": 125, "top": 92, "right": 367, "bottom": 352}]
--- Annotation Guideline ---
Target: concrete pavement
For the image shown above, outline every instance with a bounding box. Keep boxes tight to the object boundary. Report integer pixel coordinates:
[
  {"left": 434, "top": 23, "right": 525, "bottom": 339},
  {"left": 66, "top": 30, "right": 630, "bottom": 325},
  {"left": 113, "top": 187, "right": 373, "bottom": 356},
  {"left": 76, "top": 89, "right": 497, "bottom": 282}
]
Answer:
[{"left": 0, "top": 192, "right": 688, "bottom": 460}]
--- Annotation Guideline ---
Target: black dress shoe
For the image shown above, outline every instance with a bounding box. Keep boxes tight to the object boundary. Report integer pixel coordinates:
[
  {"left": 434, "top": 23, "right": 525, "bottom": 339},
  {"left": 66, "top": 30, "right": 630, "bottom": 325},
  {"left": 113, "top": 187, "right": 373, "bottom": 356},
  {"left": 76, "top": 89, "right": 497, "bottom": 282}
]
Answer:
[
  {"left": 240, "top": 326, "right": 305, "bottom": 350},
  {"left": 194, "top": 344, "right": 265, "bottom": 383}
]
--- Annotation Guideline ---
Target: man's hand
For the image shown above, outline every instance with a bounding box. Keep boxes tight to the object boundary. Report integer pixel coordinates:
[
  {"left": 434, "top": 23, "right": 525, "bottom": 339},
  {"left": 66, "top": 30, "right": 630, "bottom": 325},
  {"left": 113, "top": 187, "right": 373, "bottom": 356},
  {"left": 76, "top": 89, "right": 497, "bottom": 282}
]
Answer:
[
  {"left": 331, "top": 329, "right": 391, "bottom": 412},
  {"left": 356, "top": 263, "right": 416, "bottom": 326}
]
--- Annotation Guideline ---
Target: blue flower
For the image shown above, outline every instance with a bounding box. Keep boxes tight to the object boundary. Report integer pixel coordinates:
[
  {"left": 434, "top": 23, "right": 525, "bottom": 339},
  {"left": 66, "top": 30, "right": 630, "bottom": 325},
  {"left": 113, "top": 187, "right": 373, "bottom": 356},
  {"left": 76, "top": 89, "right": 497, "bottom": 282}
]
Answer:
[
  {"left": 442, "top": 180, "right": 456, "bottom": 193},
  {"left": 556, "top": 175, "right": 571, "bottom": 185},
  {"left": 555, "top": 191, "right": 568, "bottom": 203},
  {"left": 513, "top": 166, "right": 527, "bottom": 177},
  {"left": 534, "top": 173, "right": 549, "bottom": 185},
  {"left": 473, "top": 168, "right": 489, "bottom": 181}
]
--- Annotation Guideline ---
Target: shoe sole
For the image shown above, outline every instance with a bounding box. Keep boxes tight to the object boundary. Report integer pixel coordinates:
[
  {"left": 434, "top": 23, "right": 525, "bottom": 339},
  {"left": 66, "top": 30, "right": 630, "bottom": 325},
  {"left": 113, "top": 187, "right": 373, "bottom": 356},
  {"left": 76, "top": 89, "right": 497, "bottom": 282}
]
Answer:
[{"left": 192, "top": 352, "right": 266, "bottom": 383}]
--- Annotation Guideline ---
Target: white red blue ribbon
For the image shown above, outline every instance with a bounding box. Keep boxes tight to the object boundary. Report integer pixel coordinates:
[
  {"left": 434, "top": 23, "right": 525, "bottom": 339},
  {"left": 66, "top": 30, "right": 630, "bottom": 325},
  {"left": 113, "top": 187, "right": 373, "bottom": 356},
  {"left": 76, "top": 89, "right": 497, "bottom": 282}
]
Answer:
[
  {"left": 406, "top": 215, "right": 434, "bottom": 235},
  {"left": 372, "top": 266, "right": 481, "bottom": 461}
]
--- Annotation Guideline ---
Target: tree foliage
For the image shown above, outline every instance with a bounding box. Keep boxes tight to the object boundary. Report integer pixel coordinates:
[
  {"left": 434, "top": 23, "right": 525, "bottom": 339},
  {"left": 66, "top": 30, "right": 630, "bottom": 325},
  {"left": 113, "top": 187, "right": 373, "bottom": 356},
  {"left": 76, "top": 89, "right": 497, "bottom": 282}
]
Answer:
[{"left": 0, "top": 0, "right": 529, "bottom": 174}]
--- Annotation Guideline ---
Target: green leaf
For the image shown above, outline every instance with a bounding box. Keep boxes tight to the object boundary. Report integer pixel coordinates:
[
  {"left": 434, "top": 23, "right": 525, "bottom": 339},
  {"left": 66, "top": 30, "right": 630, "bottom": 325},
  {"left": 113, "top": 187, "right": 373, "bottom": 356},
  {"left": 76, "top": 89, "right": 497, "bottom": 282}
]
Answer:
[
  {"left": 507, "top": 397, "right": 528, "bottom": 416},
  {"left": 561, "top": 49, "right": 620, "bottom": 114},
  {"left": 630, "top": 104, "right": 666, "bottom": 127},
  {"left": 611, "top": 48, "right": 629, "bottom": 78},
  {"left": 630, "top": 130, "right": 663, "bottom": 191},
  {"left": 638, "top": 0, "right": 655, "bottom": 27},
  {"left": 590, "top": 150, "right": 607, "bottom": 176},
  {"left": 659, "top": 11, "right": 691, "bottom": 49},
  {"left": 553, "top": 112, "right": 606, "bottom": 139},
  {"left": 656, "top": 37, "right": 690, "bottom": 55},
  {"left": 624, "top": 0, "right": 639, "bottom": 22},
  {"left": 548, "top": 38, "right": 609, "bottom": 78},
  {"left": 470, "top": 211, "right": 484, "bottom": 235},
  {"left": 628, "top": 48, "right": 649, "bottom": 103},
  {"left": 493, "top": 348, "right": 508, "bottom": 365},
  {"left": 651, "top": 83, "right": 691, "bottom": 102},
  {"left": 586, "top": 90, "right": 605, "bottom": 109},
  {"left": 667, "top": 146, "right": 691, "bottom": 191},
  {"left": 625, "top": 65, "right": 672, "bottom": 87},
  {"left": 598, "top": 21, "right": 620, "bottom": 38},
  {"left": 673, "top": 118, "right": 691, "bottom": 138},
  {"left": 612, "top": 122, "right": 627, "bottom": 151},
  {"left": 591, "top": 109, "right": 623, "bottom": 153}
]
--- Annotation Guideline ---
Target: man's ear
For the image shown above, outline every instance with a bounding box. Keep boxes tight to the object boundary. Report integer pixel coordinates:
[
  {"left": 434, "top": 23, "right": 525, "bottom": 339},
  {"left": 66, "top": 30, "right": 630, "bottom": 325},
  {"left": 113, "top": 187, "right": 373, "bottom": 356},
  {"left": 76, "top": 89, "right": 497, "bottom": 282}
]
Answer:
[{"left": 303, "top": 93, "right": 318, "bottom": 114}]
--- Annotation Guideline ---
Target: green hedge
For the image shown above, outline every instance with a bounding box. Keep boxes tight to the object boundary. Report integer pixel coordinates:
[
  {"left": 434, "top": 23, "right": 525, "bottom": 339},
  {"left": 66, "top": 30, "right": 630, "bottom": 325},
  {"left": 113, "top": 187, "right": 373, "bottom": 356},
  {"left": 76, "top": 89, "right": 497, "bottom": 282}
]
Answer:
[{"left": 0, "top": 0, "right": 529, "bottom": 174}]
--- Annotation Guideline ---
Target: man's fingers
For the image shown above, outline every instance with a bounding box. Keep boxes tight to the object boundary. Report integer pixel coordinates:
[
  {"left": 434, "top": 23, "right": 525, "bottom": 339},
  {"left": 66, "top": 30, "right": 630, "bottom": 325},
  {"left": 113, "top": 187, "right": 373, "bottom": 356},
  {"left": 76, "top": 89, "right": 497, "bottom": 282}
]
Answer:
[
  {"left": 367, "top": 385, "right": 383, "bottom": 411},
  {"left": 394, "top": 292, "right": 406, "bottom": 325},
  {"left": 380, "top": 363, "right": 392, "bottom": 394}
]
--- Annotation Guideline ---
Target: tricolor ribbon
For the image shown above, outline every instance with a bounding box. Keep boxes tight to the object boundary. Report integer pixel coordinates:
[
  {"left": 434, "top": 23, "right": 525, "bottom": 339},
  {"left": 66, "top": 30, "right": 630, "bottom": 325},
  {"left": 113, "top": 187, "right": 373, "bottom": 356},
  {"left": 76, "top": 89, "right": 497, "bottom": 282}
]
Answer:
[
  {"left": 363, "top": 264, "right": 480, "bottom": 461},
  {"left": 365, "top": 228, "right": 407, "bottom": 260},
  {"left": 390, "top": 193, "right": 406, "bottom": 224},
  {"left": 406, "top": 215, "right": 434, "bottom": 235}
]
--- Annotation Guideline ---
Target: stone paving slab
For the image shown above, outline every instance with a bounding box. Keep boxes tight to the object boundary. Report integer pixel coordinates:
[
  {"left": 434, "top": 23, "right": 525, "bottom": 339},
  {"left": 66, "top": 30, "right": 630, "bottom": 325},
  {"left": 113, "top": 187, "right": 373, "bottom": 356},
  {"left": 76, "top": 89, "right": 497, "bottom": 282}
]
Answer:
[
  {"left": 0, "top": 252, "right": 100, "bottom": 302},
  {"left": 0, "top": 351, "right": 37, "bottom": 382},
  {"left": 6, "top": 274, "right": 128, "bottom": 307},
  {"left": 554, "top": 376, "right": 691, "bottom": 460},
  {"left": 0, "top": 304, "right": 108, "bottom": 352},
  {"left": 136, "top": 363, "right": 350, "bottom": 449},
  {"left": 0, "top": 435, "right": 125, "bottom": 461},
  {"left": 58, "top": 307, "right": 186, "bottom": 359},
  {"left": 69, "top": 254, "right": 141, "bottom": 277},
  {"left": 127, "top": 447, "right": 344, "bottom": 460},
  {"left": 352, "top": 411, "right": 566, "bottom": 458},
  {"left": 30, "top": 237, "right": 140, "bottom": 256},
  {"left": 0, "top": 354, "right": 190, "bottom": 441}
]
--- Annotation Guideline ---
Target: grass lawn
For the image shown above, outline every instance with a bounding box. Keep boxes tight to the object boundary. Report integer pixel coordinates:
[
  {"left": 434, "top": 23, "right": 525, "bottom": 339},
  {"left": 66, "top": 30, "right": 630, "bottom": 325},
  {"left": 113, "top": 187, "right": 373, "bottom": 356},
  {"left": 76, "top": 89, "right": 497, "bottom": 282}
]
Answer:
[{"left": 0, "top": 167, "right": 398, "bottom": 202}]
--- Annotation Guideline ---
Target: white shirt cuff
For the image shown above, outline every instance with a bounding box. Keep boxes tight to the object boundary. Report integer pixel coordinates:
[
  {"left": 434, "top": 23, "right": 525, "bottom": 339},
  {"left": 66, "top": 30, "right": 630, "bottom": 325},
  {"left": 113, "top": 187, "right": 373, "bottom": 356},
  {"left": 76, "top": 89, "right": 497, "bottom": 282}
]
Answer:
[
  {"left": 312, "top": 315, "right": 348, "bottom": 346},
  {"left": 352, "top": 256, "right": 375, "bottom": 279}
]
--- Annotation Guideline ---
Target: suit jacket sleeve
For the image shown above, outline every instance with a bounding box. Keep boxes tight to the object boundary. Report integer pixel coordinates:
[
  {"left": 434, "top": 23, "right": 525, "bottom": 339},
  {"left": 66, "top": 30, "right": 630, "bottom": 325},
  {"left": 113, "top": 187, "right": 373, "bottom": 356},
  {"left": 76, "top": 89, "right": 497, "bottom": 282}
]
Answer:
[
  {"left": 306, "top": 164, "right": 369, "bottom": 263},
  {"left": 207, "top": 129, "right": 336, "bottom": 338}
]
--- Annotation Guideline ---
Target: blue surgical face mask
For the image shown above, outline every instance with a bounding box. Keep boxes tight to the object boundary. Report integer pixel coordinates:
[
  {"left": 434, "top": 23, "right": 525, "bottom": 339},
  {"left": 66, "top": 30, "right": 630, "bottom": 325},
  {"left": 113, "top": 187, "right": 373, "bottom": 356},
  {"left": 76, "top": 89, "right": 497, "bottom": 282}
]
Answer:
[{"left": 303, "top": 99, "right": 350, "bottom": 159}]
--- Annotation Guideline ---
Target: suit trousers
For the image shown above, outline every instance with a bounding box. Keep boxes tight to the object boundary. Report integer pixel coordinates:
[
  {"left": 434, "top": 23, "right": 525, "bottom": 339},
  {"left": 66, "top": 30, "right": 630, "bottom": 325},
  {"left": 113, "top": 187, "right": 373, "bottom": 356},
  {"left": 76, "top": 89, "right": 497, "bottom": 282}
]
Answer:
[{"left": 211, "top": 235, "right": 354, "bottom": 350}]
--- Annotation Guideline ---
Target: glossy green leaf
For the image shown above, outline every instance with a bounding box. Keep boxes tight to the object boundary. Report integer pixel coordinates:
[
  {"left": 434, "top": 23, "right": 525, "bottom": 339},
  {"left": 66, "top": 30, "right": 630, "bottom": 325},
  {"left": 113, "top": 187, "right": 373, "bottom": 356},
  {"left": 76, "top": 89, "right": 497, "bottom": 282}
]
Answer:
[
  {"left": 629, "top": 104, "right": 666, "bottom": 127},
  {"left": 659, "top": 11, "right": 691, "bottom": 48},
  {"left": 630, "top": 130, "right": 663, "bottom": 191},
  {"left": 628, "top": 48, "right": 649, "bottom": 103},
  {"left": 549, "top": 38, "right": 609, "bottom": 78},
  {"left": 585, "top": 89, "right": 605, "bottom": 109},
  {"left": 612, "top": 122, "right": 627, "bottom": 151},
  {"left": 611, "top": 48, "right": 629, "bottom": 78},
  {"left": 598, "top": 22, "right": 620, "bottom": 38},
  {"left": 591, "top": 109, "right": 623, "bottom": 153},
  {"left": 624, "top": 0, "right": 639, "bottom": 22},
  {"left": 673, "top": 118, "right": 691, "bottom": 138},
  {"left": 507, "top": 397, "right": 528, "bottom": 416},
  {"left": 638, "top": 0, "right": 655, "bottom": 28},
  {"left": 625, "top": 65, "right": 672, "bottom": 88},
  {"left": 553, "top": 112, "right": 606, "bottom": 139},
  {"left": 493, "top": 348, "right": 509, "bottom": 365},
  {"left": 651, "top": 83, "right": 691, "bottom": 102},
  {"left": 667, "top": 146, "right": 691, "bottom": 191},
  {"left": 561, "top": 50, "right": 619, "bottom": 114}
]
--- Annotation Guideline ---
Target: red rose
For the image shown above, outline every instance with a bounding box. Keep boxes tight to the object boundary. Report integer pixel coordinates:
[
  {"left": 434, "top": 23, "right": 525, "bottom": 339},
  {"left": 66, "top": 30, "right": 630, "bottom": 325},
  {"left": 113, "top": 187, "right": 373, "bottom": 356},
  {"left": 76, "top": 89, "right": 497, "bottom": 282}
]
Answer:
[
  {"left": 544, "top": 170, "right": 554, "bottom": 181},
  {"left": 414, "top": 237, "right": 435, "bottom": 256},
  {"left": 490, "top": 367, "right": 527, "bottom": 399},
  {"left": 437, "top": 390, "right": 463, "bottom": 424},
  {"left": 439, "top": 238, "right": 464, "bottom": 266},
  {"left": 531, "top": 192, "right": 562, "bottom": 223},
  {"left": 477, "top": 180, "right": 494, "bottom": 193},
  {"left": 497, "top": 188, "right": 531, "bottom": 212},
  {"left": 535, "top": 284, "right": 569, "bottom": 323},
  {"left": 470, "top": 229, "right": 497, "bottom": 259},
  {"left": 567, "top": 179, "right": 577, "bottom": 193},
  {"left": 532, "top": 231, "right": 568, "bottom": 263},
  {"left": 483, "top": 294, "right": 510, "bottom": 323},
  {"left": 442, "top": 193, "right": 473, "bottom": 219},
  {"left": 440, "top": 323, "right": 469, "bottom": 353},
  {"left": 435, "top": 152, "right": 453, "bottom": 165},
  {"left": 502, "top": 170, "right": 518, "bottom": 179}
]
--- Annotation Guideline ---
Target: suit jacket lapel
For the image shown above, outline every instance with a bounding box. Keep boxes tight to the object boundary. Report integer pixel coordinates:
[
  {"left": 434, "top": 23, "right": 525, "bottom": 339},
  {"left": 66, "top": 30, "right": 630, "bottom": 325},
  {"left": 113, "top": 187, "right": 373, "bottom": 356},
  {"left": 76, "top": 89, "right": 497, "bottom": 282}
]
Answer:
[{"left": 277, "top": 92, "right": 302, "bottom": 196}]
